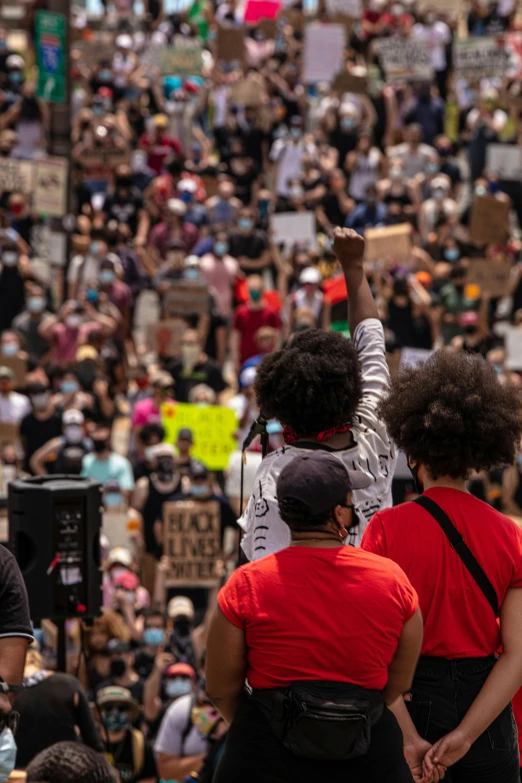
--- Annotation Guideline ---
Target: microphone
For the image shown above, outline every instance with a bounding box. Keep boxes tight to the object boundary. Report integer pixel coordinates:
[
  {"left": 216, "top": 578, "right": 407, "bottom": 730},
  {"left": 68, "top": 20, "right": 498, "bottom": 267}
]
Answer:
[{"left": 242, "top": 413, "right": 269, "bottom": 451}]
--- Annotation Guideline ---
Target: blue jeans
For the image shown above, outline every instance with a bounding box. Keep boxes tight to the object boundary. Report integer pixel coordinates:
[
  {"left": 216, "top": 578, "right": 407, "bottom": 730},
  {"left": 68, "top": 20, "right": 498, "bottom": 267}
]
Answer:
[{"left": 408, "top": 655, "right": 519, "bottom": 783}]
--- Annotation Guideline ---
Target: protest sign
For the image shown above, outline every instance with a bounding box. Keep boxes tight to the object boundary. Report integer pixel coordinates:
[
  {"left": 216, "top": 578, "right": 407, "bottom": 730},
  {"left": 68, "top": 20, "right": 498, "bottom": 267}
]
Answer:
[
  {"left": 400, "top": 347, "right": 433, "bottom": 368},
  {"left": 73, "top": 37, "right": 116, "bottom": 67},
  {"left": 34, "top": 157, "right": 68, "bottom": 217},
  {"left": 244, "top": 0, "right": 281, "bottom": 23},
  {"left": 326, "top": 0, "right": 361, "bottom": 15},
  {"left": 469, "top": 196, "right": 510, "bottom": 245},
  {"left": 417, "top": 0, "right": 459, "bottom": 11},
  {"left": 270, "top": 212, "right": 318, "bottom": 249},
  {"left": 162, "top": 402, "right": 238, "bottom": 471},
  {"left": 364, "top": 224, "right": 412, "bottom": 264},
  {"left": 36, "top": 11, "right": 66, "bottom": 103},
  {"left": 0, "top": 357, "right": 26, "bottom": 388},
  {"left": 151, "top": 37, "right": 203, "bottom": 75},
  {"left": 485, "top": 144, "right": 522, "bottom": 182},
  {"left": 504, "top": 33, "right": 522, "bottom": 80},
  {"left": 332, "top": 70, "right": 368, "bottom": 95},
  {"left": 163, "top": 280, "right": 209, "bottom": 317},
  {"left": 257, "top": 18, "right": 278, "bottom": 38},
  {"left": 102, "top": 509, "right": 139, "bottom": 551},
  {"left": 163, "top": 499, "right": 221, "bottom": 587},
  {"left": 217, "top": 26, "right": 245, "bottom": 62},
  {"left": 0, "top": 158, "right": 34, "bottom": 194},
  {"left": 454, "top": 37, "right": 509, "bottom": 79},
  {"left": 228, "top": 73, "right": 265, "bottom": 105},
  {"left": 279, "top": 7, "right": 305, "bottom": 31},
  {"left": 145, "top": 319, "right": 186, "bottom": 357},
  {"left": 465, "top": 259, "right": 512, "bottom": 298},
  {"left": 505, "top": 326, "right": 522, "bottom": 370},
  {"left": 303, "top": 23, "right": 345, "bottom": 83},
  {"left": 373, "top": 36, "right": 432, "bottom": 81},
  {"left": 0, "top": 422, "right": 19, "bottom": 445}
]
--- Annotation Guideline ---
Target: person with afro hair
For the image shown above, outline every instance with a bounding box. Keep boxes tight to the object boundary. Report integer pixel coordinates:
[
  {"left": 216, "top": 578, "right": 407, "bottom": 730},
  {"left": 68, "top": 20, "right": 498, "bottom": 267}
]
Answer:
[
  {"left": 239, "top": 227, "right": 397, "bottom": 560},
  {"left": 26, "top": 741, "right": 117, "bottom": 783},
  {"left": 361, "top": 349, "right": 522, "bottom": 783}
]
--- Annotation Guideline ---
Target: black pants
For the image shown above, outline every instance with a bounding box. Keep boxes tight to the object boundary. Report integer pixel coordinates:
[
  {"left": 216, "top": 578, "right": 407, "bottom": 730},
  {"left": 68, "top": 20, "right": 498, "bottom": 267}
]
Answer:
[
  {"left": 407, "top": 655, "right": 519, "bottom": 783},
  {"left": 213, "top": 697, "right": 413, "bottom": 783}
]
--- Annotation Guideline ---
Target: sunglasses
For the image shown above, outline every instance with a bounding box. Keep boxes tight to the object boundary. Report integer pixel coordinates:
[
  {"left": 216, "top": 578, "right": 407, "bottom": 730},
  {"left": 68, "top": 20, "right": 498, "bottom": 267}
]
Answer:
[
  {"left": 0, "top": 711, "right": 19, "bottom": 734},
  {"left": 101, "top": 704, "right": 130, "bottom": 714}
]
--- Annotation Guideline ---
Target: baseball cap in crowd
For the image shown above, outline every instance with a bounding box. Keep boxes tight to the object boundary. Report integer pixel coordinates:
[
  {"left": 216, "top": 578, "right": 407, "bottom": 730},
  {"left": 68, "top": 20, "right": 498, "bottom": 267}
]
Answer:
[
  {"left": 107, "top": 639, "right": 131, "bottom": 654},
  {"left": 239, "top": 366, "right": 257, "bottom": 389},
  {"left": 62, "top": 409, "right": 84, "bottom": 426},
  {"left": 459, "top": 311, "right": 479, "bottom": 329},
  {"left": 0, "top": 367, "right": 15, "bottom": 382},
  {"left": 167, "top": 198, "right": 187, "bottom": 217},
  {"left": 115, "top": 34, "right": 133, "bottom": 50},
  {"left": 277, "top": 452, "right": 371, "bottom": 517},
  {"left": 190, "top": 461, "right": 209, "bottom": 480},
  {"left": 97, "top": 685, "right": 140, "bottom": 721},
  {"left": 299, "top": 267, "right": 322, "bottom": 286},
  {"left": 167, "top": 595, "right": 195, "bottom": 621},
  {"left": 107, "top": 546, "right": 133, "bottom": 569},
  {"left": 151, "top": 371, "right": 174, "bottom": 389},
  {"left": 177, "top": 428, "right": 194, "bottom": 443},
  {"left": 164, "top": 662, "right": 196, "bottom": 679},
  {"left": 153, "top": 114, "right": 169, "bottom": 129}
]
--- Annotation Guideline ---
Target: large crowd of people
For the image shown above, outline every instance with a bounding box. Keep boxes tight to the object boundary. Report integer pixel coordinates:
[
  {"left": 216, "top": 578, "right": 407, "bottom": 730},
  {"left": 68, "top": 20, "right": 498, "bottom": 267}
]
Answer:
[{"left": 2, "top": 0, "right": 522, "bottom": 780}]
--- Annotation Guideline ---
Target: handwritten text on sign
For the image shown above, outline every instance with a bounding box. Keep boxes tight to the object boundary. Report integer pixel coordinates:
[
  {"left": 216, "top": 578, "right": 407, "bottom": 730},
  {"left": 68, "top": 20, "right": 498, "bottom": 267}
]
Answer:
[
  {"left": 163, "top": 499, "right": 221, "bottom": 587},
  {"left": 162, "top": 403, "right": 237, "bottom": 471}
]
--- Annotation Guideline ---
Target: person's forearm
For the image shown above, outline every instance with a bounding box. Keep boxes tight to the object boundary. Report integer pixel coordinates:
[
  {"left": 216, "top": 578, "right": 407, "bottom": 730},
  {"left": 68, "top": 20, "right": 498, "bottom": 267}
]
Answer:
[
  {"left": 208, "top": 690, "right": 245, "bottom": 725},
  {"left": 457, "top": 652, "right": 522, "bottom": 744},
  {"left": 158, "top": 754, "right": 205, "bottom": 781},
  {"left": 143, "top": 670, "right": 162, "bottom": 721},
  {"left": 388, "top": 697, "right": 422, "bottom": 743},
  {"left": 343, "top": 265, "right": 379, "bottom": 335}
]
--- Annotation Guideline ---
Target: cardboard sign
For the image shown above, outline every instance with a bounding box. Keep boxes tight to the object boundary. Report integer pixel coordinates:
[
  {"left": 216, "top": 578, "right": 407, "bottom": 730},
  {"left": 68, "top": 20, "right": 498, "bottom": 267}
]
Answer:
[
  {"left": 364, "top": 224, "right": 412, "bottom": 263},
  {"left": 217, "top": 26, "right": 245, "bottom": 62},
  {"left": 417, "top": 0, "right": 459, "bottom": 12},
  {"left": 0, "top": 158, "right": 34, "bottom": 194},
  {"left": 257, "top": 18, "right": 278, "bottom": 38},
  {"left": 228, "top": 74, "right": 265, "bottom": 106},
  {"left": 145, "top": 319, "right": 186, "bottom": 357},
  {"left": 244, "top": 0, "right": 281, "bottom": 23},
  {"left": 73, "top": 37, "right": 116, "bottom": 67},
  {"left": 0, "top": 422, "right": 19, "bottom": 444},
  {"left": 303, "top": 23, "right": 346, "bottom": 84},
  {"left": 374, "top": 36, "right": 433, "bottom": 81},
  {"left": 505, "top": 325, "right": 522, "bottom": 370},
  {"left": 163, "top": 280, "right": 209, "bottom": 317},
  {"left": 469, "top": 196, "right": 510, "bottom": 246},
  {"left": 465, "top": 259, "right": 512, "bottom": 298},
  {"left": 162, "top": 402, "right": 238, "bottom": 471},
  {"left": 163, "top": 499, "right": 221, "bottom": 587},
  {"left": 34, "top": 157, "right": 68, "bottom": 218},
  {"left": 151, "top": 37, "right": 204, "bottom": 76},
  {"left": 0, "top": 357, "right": 26, "bottom": 388},
  {"left": 326, "top": 0, "right": 361, "bottom": 17},
  {"left": 270, "top": 212, "right": 318, "bottom": 250},
  {"left": 332, "top": 70, "right": 368, "bottom": 95},
  {"left": 454, "top": 37, "right": 509, "bottom": 79},
  {"left": 485, "top": 144, "right": 522, "bottom": 182},
  {"left": 279, "top": 7, "right": 305, "bottom": 31}
]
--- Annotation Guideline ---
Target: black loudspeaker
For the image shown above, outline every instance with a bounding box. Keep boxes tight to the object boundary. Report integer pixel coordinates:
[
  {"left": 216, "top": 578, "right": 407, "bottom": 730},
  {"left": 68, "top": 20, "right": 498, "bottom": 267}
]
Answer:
[{"left": 8, "top": 476, "right": 103, "bottom": 621}]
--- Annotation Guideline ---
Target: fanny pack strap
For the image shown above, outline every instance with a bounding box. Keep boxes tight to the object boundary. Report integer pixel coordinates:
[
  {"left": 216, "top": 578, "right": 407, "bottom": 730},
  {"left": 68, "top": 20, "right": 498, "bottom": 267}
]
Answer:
[{"left": 414, "top": 495, "right": 499, "bottom": 617}]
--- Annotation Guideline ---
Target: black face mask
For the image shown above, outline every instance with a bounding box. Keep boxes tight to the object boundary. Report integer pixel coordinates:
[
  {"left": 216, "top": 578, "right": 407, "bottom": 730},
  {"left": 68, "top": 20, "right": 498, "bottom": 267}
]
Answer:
[
  {"left": 116, "top": 176, "right": 132, "bottom": 190},
  {"left": 93, "top": 439, "right": 108, "bottom": 454},
  {"left": 408, "top": 459, "right": 424, "bottom": 494},
  {"left": 157, "top": 458, "right": 174, "bottom": 481},
  {"left": 110, "top": 659, "right": 126, "bottom": 678},
  {"left": 173, "top": 619, "right": 192, "bottom": 637}
]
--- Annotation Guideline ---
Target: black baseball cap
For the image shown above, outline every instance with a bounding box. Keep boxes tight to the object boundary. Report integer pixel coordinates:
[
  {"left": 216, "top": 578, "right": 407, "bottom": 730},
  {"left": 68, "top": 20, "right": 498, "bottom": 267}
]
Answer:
[{"left": 277, "top": 452, "right": 371, "bottom": 517}]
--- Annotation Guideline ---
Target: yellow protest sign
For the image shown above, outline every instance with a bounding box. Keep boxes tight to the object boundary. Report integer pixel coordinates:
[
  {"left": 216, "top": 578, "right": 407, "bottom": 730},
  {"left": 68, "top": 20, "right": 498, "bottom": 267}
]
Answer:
[{"left": 162, "top": 402, "right": 237, "bottom": 471}]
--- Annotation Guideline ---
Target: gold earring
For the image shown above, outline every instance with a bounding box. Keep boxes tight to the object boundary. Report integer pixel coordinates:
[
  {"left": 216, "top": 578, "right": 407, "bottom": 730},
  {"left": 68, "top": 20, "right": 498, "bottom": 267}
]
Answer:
[{"left": 339, "top": 526, "right": 348, "bottom": 540}]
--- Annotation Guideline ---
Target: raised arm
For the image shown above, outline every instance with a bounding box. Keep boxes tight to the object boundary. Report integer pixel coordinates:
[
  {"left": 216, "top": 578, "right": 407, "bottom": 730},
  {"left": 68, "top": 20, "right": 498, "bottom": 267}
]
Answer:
[{"left": 332, "top": 227, "right": 378, "bottom": 335}]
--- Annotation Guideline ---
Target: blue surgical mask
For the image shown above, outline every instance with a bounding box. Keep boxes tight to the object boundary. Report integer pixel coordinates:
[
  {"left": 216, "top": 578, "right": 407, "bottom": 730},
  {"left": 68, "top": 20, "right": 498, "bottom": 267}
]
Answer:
[
  {"left": 444, "top": 248, "right": 460, "bottom": 262},
  {"left": 249, "top": 289, "right": 262, "bottom": 302},
  {"left": 475, "top": 185, "right": 487, "bottom": 197},
  {"left": 190, "top": 484, "right": 209, "bottom": 497},
  {"left": 0, "top": 728, "right": 17, "bottom": 782},
  {"left": 28, "top": 295, "right": 45, "bottom": 313},
  {"left": 100, "top": 270, "right": 115, "bottom": 284},
  {"left": 61, "top": 380, "right": 79, "bottom": 394},
  {"left": 341, "top": 116, "right": 355, "bottom": 131},
  {"left": 99, "top": 69, "right": 112, "bottom": 82},
  {"left": 239, "top": 217, "right": 253, "bottom": 231},
  {"left": 1, "top": 343, "right": 17, "bottom": 357},
  {"left": 8, "top": 72, "right": 23, "bottom": 86},
  {"left": 105, "top": 492, "right": 123, "bottom": 507},
  {"left": 90, "top": 241, "right": 99, "bottom": 256},
  {"left": 165, "top": 678, "right": 192, "bottom": 699},
  {"left": 489, "top": 181, "right": 499, "bottom": 195},
  {"left": 427, "top": 162, "right": 439, "bottom": 174},
  {"left": 86, "top": 289, "right": 98, "bottom": 303},
  {"left": 102, "top": 711, "right": 130, "bottom": 734},
  {"left": 290, "top": 127, "right": 302, "bottom": 140},
  {"left": 184, "top": 268, "right": 199, "bottom": 280},
  {"left": 180, "top": 190, "right": 193, "bottom": 203},
  {"left": 214, "top": 242, "right": 228, "bottom": 256},
  {"left": 143, "top": 628, "right": 165, "bottom": 647},
  {"left": 93, "top": 104, "right": 104, "bottom": 116},
  {"left": 2, "top": 252, "right": 18, "bottom": 267}
]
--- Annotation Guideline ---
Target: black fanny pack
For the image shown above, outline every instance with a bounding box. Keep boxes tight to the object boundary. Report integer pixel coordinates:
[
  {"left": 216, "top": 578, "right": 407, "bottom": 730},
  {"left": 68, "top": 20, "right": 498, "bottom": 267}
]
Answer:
[{"left": 251, "top": 681, "right": 384, "bottom": 761}]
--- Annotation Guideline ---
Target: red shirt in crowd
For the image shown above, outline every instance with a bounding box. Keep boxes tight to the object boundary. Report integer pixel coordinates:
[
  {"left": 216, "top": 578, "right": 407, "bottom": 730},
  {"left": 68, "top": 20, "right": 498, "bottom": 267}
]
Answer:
[
  {"left": 361, "top": 488, "right": 522, "bottom": 659},
  {"left": 218, "top": 546, "right": 418, "bottom": 691},
  {"left": 138, "top": 132, "right": 183, "bottom": 176},
  {"left": 232, "top": 304, "right": 282, "bottom": 365}
]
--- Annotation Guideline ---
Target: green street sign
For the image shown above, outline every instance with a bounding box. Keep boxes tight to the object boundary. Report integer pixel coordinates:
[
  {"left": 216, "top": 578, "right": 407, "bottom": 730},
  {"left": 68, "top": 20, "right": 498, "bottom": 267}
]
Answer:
[{"left": 36, "top": 11, "right": 66, "bottom": 104}]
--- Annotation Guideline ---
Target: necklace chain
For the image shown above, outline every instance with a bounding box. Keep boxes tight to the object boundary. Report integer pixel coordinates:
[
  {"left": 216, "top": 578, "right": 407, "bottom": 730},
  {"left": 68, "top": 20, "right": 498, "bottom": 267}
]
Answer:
[{"left": 291, "top": 538, "right": 341, "bottom": 545}]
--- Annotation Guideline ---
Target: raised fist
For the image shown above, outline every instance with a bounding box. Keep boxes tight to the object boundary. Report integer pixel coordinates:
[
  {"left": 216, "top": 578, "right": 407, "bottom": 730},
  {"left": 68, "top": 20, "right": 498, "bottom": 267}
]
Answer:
[{"left": 332, "top": 227, "right": 365, "bottom": 270}]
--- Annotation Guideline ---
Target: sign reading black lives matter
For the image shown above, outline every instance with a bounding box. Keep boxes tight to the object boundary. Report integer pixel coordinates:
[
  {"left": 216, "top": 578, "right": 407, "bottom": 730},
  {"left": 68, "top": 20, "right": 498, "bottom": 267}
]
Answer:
[{"left": 163, "top": 500, "right": 221, "bottom": 587}]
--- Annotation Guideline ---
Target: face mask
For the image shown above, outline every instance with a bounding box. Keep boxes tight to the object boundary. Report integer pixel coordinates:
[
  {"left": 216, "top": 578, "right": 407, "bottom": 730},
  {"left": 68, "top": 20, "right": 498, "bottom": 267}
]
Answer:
[
  {"left": 0, "top": 728, "right": 17, "bottom": 782},
  {"left": 65, "top": 315, "right": 82, "bottom": 330},
  {"left": 444, "top": 248, "right": 460, "bottom": 262},
  {"left": 2, "top": 252, "right": 18, "bottom": 267},
  {"left": 86, "top": 289, "right": 98, "bottom": 304},
  {"left": 109, "top": 659, "right": 126, "bottom": 678},
  {"left": 31, "top": 392, "right": 50, "bottom": 410},
  {"left": 475, "top": 185, "right": 487, "bottom": 197},
  {"left": 105, "top": 491, "right": 122, "bottom": 507},
  {"left": 102, "top": 710, "right": 130, "bottom": 733},
  {"left": 249, "top": 289, "right": 262, "bottom": 302},
  {"left": 290, "top": 186, "right": 303, "bottom": 199},
  {"left": 27, "top": 295, "right": 45, "bottom": 313},
  {"left": 290, "top": 128, "right": 301, "bottom": 141},
  {"left": 110, "top": 567, "right": 127, "bottom": 581},
  {"left": 390, "top": 167, "right": 402, "bottom": 181},
  {"left": 181, "top": 344, "right": 200, "bottom": 366},
  {"left": 190, "top": 483, "right": 209, "bottom": 498},
  {"left": 173, "top": 618, "right": 192, "bottom": 637},
  {"left": 100, "top": 270, "right": 115, "bottom": 284},
  {"left": 191, "top": 706, "right": 220, "bottom": 736},
  {"left": 214, "top": 242, "right": 228, "bottom": 257},
  {"left": 143, "top": 628, "right": 165, "bottom": 647},
  {"left": 1, "top": 344, "right": 17, "bottom": 357},
  {"left": 93, "top": 104, "right": 104, "bottom": 116},
  {"left": 184, "top": 268, "right": 199, "bottom": 280},
  {"left": 464, "top": 325, "right": 477, "bottom": 336},
  {"left": 61, "top": 380, "right": 79, "bottom": 394},
  {"left": 427, "top": 163, "right": 439, "bottom": 174},
  {"left": 93, "top": 439, "right": 108, "bottom": 454},
  {"left": 432, "top": 188, "right": 445, "bottom": 202},
  {"left": 8, "top": 72, "right": 23, "bottom": 86},
  {"left": 90, "top": 241, "right": 100, "bottom": 256},
  {"left": 239, "top": 217, "right": 253, "bottom": 231},
  {"left": 65, "top": 425, "right": 83, "bottom": 444},
  {"left": 341, "top": 116, "right": 355, "bottom": 131},
  {"left": 489, "top": 181, "right": 499, "bottom": 195},
  {"left": 99, "top": 69, "right": 112, "bottom": 82},
  {"left": 180, "top": 191, "right": 193, "bottom": 204},
  {"left": 165, "top": 678, "right": 192, "bottom": 699},
  {"left": 116, "top": 176, "right": 132, "bottom": 189},
  {"left": 157, "top": 458, "right": 174, "bottom": 481},
  {"left": 135, "top": 377, "right": 149, "bottom": 390},
  {"left": 408, "top": 459, "right": 424, "bottom": 494}
]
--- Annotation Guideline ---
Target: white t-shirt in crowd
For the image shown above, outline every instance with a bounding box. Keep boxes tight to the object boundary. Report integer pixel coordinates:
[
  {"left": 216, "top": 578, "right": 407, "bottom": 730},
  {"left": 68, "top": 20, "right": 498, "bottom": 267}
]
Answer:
[
  {"left": 0, "top": 392, "right": 31, "bottom": 425},
  {"left": 155, "top": 694, "right": 209, "bottom": 758},
  {"left": 239, "top": 318, "right": 397, "bottom": 560},
  {"left": 389, "top": 142, "right": 437, "bottom": 179},
  {"left": 270, "top": 139, "right": 317, "bottom": 198},
  {"left": 412, "top": 22, "right": 451, "bottom": 72}
]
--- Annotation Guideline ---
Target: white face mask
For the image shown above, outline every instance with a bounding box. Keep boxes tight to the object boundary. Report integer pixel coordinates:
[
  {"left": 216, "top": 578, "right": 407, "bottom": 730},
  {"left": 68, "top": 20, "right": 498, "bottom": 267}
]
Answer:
[
  {"left": 31, "top": 392, "right": 50, "bottom": 410},
  {"left": 181, "top": 344, "right": 200, "bottom": 367},
  {"left": 66, "top": 314, "right": 82, "bottom": 329},
  {"left": 65, "top": 425, "right": 83, "bottom": 444},
  {"left": 0, "top": 728, "right": 17, "bottom": 783},
  {"left": 145, "top": 445, "right": 157, "bottom": 461}
]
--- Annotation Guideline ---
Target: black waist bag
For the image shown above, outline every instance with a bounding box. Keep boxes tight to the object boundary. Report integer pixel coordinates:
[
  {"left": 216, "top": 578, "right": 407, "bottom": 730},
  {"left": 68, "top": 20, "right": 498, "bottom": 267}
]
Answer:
[{"left": 252, "top": 681, "right": 384, "bottom": 761}]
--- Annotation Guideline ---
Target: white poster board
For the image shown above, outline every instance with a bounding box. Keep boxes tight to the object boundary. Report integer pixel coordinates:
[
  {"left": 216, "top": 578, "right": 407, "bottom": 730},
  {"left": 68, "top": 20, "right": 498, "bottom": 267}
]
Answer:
[
  {"left": 303, "top": 23, "right": 346, "bottom": 84},
  {"left": 270, "top": 211, "right": 318, "bottom": 249},
  {"left": 505, "top": 326, "right": 522, "bottom": 370},
  {"left": 485, "top": 144, "right": 522, "bottom": 182},
  {"left": 326, "top": 0, "right": 361, "bottom": 16}
]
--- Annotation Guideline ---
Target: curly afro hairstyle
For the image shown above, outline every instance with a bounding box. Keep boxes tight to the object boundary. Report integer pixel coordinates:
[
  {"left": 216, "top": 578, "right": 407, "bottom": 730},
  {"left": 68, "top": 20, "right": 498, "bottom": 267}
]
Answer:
[
  {"left": 378, "top": 350, "right": 522, "bottom": 479},
  {"left": 254, "top": 328, "right": 362, "bottom": 434},
  {"left": 26, "top": 741, "right": 115, "bottom": 783}
]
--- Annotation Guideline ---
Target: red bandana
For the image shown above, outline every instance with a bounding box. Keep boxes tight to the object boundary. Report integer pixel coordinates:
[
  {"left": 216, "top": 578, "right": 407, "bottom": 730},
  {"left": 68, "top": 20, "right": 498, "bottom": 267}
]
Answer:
[{"left": 283, "top": 423, "right": 353, "bottom": 445}]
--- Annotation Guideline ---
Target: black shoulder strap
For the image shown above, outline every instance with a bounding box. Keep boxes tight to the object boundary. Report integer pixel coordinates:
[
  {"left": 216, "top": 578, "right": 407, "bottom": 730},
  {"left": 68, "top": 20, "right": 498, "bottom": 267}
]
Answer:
[
  {"left": 414, "top": 495, "right": 499, "bottom": 617},
  {"left": 180, "top": 694, "right": 196, "bottom": 751}
]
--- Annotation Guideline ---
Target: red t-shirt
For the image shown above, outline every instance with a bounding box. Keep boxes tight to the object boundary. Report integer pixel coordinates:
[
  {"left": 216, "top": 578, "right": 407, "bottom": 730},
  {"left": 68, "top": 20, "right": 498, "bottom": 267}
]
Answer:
[
  {"left": 218, "top": 546, "right": 418, "bottom": 690},
  {"left": 138, "top": 133, "right": 183, "bottom": 176},
  {"left": 361, "top": 488, "right": 522, "bottom": 659},
  {"left": 232, "top": 304, "right": 282, "bottom": 364}
]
